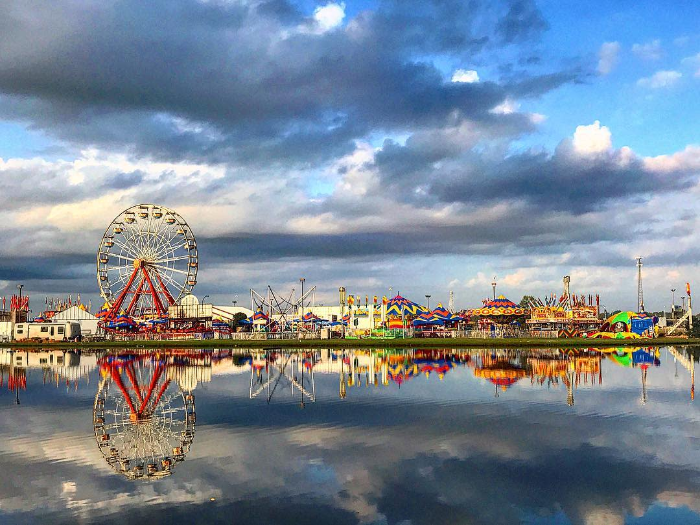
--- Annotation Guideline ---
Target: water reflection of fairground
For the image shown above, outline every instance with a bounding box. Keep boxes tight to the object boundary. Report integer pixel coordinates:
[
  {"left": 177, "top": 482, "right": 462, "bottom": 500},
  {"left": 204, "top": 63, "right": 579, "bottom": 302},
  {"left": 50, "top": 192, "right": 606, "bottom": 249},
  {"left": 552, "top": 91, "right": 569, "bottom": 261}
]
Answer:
[{"left": 0, "top": 346, "right": 695, "bottom": 482}]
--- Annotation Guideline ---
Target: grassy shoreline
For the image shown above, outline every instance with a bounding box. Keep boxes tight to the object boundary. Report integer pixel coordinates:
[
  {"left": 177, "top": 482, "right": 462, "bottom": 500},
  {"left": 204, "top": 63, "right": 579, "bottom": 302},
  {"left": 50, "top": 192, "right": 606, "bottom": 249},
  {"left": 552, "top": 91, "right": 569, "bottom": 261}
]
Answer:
[{"left": 2, "top": 337, "right": 699, "bottom": 350}]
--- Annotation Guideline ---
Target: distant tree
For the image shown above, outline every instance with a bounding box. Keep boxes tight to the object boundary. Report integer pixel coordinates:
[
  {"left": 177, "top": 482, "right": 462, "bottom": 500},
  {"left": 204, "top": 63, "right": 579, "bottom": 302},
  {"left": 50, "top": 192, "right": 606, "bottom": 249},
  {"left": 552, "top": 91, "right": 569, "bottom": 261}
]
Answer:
[
  {"left": 690, "top": 318, "right": 700, "bottom": 339},
  {"left": 232, "top": 312, "right": 248, "bottom": 328},
  {"left": 519, "top": 295, "right": 537, "bottom": 308}
]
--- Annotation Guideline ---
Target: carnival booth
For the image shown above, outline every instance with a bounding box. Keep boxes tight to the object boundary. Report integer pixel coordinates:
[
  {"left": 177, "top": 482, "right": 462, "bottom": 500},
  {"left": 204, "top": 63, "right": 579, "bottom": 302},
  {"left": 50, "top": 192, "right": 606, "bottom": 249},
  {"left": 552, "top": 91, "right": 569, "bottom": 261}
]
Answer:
[
  {"left": 590, "top": 312, "right": 658, "bottom": 339},
  {"left": 251, "top": 308, "right": 270, "bottom": 332},
  {"left": 468, "top": 295, "right": 526, "bottom": 337}
]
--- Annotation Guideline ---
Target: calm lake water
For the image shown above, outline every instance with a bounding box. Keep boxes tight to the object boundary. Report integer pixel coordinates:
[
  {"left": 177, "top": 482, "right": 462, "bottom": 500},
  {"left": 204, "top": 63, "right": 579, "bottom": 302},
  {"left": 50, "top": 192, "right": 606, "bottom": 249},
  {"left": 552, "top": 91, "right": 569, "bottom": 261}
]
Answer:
[{"left": 0, "top": 347, "right": 698, "bottom": 525}]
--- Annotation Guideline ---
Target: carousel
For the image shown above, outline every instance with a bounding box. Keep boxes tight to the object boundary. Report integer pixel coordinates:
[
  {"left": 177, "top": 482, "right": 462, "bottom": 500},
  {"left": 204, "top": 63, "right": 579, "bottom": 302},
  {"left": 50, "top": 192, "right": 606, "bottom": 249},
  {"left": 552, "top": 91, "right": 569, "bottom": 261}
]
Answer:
[{"left": 468, "top": 295, "right": 525, "bottom": 336}]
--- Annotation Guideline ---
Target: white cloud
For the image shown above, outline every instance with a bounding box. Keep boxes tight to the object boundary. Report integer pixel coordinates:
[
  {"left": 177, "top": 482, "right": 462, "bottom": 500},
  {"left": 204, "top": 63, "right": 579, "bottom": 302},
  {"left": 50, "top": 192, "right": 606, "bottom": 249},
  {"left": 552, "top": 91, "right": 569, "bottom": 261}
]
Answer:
[
  {"left": 529, "top": 112, "right": 547, "bottom": 124},
  {"left": 572, "top": 120, "right": 612, "bottom": 155},
  {"left": 681, "top": 52, "right": 700, "bottom": 78},
  {"left": 643, "top": 145, "right": 700, "bottom": 173},
  {"left": 490, "top": 98, "right": 520, "bottom": 114},
  {"left": 313, "top": 2, "right": 345, "bottom": 32},
  {"left": 451, "top": 69, "right": 480, "bottom": 83},
  {"left": 631, "top": 39, "right": 663, "bottom": 60},
  {"left": 597, "top": 42, "right": 620, "bottom": 75},
  {"left": 637, "top": 70, "right": 682, "bottom": 89}
]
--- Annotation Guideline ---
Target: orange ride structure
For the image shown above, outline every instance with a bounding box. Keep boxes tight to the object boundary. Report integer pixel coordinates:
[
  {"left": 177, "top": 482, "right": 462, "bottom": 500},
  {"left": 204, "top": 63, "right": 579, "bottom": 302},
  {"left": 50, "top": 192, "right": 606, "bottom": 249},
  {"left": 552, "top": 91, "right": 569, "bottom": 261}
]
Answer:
[{"left": 524, "top": 276, "right": 602, "bottom": 337}]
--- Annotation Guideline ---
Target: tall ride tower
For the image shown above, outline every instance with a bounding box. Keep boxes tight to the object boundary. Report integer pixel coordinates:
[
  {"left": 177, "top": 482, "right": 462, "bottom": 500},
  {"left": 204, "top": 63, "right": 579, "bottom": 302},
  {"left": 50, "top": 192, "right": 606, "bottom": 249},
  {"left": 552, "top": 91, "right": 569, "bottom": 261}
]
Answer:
[{"left": 636, "top": 257, "right": 644, "bottom": 313}]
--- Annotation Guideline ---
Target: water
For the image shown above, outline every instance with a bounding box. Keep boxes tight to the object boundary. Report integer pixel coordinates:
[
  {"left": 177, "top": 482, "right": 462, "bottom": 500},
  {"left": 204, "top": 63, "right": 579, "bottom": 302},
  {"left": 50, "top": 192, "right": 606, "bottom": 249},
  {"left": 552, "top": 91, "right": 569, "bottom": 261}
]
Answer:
[{"left": 1, "top": 347, "right": 698, "bottom": 525}]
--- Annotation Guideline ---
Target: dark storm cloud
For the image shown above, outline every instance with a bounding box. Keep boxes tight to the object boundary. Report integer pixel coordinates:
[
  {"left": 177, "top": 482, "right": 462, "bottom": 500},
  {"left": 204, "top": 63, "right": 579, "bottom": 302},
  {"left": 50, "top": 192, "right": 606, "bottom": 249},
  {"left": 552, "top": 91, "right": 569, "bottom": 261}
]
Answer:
[
  {"left": 198, "top": 216, "right": 622, "bottom": 263},
  {"left": 430, "top": 147, "right": 697, "bottom": 213},
  {"left": 0, "top": 254, "right": 90, "bottom": 282},
  {"left": 496, "top": 0, "right": 549, "bottom": 43},
  {"left": 103, "top": 170, "right": 144, "bottom": 189},
  {"left": 0, "top": 0, "right": 581, "bottom": 165},
  {"left": 371, "top": 136, "right": 699, "bottom": 213}
]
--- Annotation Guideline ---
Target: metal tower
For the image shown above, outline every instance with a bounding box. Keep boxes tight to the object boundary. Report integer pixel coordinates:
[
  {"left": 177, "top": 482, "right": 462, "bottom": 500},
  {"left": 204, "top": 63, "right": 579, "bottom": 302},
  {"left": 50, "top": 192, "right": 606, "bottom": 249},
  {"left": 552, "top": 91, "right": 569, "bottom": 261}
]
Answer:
[
  {"left": 636, "top": 257, "right": 644, "bottom": 313},
  {"left": 448, "top": 291, "right": 455, "bottom": 313}
]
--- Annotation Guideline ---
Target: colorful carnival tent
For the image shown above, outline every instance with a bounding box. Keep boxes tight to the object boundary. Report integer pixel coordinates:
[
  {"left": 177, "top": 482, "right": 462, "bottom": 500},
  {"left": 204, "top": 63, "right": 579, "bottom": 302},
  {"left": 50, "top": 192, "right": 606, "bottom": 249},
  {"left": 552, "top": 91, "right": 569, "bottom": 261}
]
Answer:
[
  {"left": 469, "top": 295, "right": 525, "bottom": 325},
  {"left": 412, "top": 312, "right": 442, "bottom": 327},
  {"left": 432, "top": 304, "right": 450, "bottom": 316},
  {"left": 301, "top": 312, "right": 326, "bottom": 323},
  {"left": 252, "top": 308, "right": 269, "bottom": 325},
  {"left": 385, "top": 295, "right": 428, "bottom": 317},
  {"left": 431, "top": 304, "right": 462, "bottom": 324}
]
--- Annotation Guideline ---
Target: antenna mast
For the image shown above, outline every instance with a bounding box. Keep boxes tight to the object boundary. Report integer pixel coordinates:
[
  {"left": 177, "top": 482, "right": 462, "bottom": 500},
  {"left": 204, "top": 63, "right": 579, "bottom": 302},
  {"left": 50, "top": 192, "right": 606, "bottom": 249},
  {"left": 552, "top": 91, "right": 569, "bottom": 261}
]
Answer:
[{"left": 636, "top": 257, "right": 644, "bottom": 313}]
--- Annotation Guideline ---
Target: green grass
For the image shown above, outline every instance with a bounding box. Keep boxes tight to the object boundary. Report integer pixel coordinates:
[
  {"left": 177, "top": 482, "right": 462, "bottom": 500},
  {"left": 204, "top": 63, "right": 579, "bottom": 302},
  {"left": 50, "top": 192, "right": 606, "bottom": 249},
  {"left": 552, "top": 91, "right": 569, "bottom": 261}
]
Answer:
[{"left": 2, "top": 336, "right": 700, "bottom": 350}]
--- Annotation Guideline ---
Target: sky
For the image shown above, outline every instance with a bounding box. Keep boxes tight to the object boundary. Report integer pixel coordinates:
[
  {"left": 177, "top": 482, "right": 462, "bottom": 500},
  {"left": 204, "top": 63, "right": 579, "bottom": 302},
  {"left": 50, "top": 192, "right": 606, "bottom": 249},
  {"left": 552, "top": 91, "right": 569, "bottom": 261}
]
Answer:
[{"left": 0, "top": 0, "right": 699, "bottom": 312}]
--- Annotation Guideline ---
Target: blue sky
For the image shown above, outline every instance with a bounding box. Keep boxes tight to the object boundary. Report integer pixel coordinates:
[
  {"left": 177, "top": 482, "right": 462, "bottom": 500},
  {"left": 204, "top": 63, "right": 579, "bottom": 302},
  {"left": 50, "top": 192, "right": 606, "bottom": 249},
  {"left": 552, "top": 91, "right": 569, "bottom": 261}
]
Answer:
[{"left": 0, "top": 0, "right": 698, "bottom": 312}]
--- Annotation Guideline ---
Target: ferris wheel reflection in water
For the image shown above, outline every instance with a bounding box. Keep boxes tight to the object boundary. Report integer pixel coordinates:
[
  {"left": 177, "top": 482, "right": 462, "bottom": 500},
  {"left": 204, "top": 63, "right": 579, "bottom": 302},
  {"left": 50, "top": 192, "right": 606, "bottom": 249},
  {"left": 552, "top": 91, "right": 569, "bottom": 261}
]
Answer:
[{"left": 93, "top": 353, "right": 196, "bottom": 480}]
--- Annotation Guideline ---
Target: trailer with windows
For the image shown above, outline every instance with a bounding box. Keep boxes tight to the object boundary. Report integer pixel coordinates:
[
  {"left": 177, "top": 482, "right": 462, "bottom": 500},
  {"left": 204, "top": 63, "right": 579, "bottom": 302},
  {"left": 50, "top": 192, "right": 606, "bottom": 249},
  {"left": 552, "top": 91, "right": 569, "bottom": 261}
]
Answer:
[{"left": 14, "top": 322, "right": 81, "bottom": 342}]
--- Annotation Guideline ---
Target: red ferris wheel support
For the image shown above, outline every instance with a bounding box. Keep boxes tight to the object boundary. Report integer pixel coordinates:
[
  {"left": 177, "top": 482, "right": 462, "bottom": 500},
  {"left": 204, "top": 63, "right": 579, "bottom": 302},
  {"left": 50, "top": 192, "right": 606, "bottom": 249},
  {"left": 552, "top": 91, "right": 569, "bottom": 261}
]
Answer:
[
  {"left": 106, "top": 260, "right": 176, "bottom": 319},
  {"left": 104, "top": 361, "right": 171, "bottom": 421}
]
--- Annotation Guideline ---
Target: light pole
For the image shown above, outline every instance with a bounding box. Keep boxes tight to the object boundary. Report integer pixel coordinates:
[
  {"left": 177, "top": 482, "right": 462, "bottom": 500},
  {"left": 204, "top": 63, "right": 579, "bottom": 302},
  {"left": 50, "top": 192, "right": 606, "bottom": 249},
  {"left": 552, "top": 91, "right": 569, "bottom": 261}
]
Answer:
[
  {"left": 17, "top": 284, "right": 24, "bottom": 300},
  {"left": 202, "top": 295, "right": 209, "bottom": 303},
  {"left": 491, "top": 277, "right": 497, "bottom": 300},
  {"left": 300, "top": 278, "right": 305, "bottom": 317},
  {"left": 671, "top": 288, "right": 676, "bottom": 319},
  {"left": 425, "top": 294, "right": 431, "bottom": 310}
]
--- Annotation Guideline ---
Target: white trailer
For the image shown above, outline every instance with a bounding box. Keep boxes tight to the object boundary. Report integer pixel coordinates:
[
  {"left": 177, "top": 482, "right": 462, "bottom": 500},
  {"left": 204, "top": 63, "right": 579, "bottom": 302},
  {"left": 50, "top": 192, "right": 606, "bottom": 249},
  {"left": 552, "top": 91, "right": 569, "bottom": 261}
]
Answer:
[{"left": 14, "top": 322, "right": 82, "bottom": 342}]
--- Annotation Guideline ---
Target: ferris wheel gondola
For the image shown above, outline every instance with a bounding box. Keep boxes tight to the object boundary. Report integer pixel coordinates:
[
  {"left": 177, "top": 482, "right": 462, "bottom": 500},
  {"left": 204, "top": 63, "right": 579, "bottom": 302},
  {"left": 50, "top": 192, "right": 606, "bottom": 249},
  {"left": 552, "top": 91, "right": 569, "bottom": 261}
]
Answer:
[{"left": 97, "top": 204, "right": 198, "bottom": 318}]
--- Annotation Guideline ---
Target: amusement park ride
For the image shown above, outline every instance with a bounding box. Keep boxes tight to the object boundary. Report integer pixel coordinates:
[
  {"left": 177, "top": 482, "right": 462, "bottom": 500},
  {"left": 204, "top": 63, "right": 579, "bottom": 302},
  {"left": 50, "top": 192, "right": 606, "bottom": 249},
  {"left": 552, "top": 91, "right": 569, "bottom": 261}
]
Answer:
[
  {"left": 97, "top": 204, "right": 198, "bottom": 320},
  {"left": 93, "top": 204, "right": 239, "bottom": 337}
]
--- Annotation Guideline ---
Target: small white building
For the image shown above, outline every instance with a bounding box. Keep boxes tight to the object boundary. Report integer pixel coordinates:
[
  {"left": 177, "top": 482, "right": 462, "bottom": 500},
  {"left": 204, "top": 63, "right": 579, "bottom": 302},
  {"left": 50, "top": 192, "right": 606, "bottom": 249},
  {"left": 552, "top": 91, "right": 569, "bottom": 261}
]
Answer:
[
  {"left": 51, "top": 306, "right": 100, "bottom": 337},
  {"left": 0, "top": 321, "right": 12, "bottom": 342}
]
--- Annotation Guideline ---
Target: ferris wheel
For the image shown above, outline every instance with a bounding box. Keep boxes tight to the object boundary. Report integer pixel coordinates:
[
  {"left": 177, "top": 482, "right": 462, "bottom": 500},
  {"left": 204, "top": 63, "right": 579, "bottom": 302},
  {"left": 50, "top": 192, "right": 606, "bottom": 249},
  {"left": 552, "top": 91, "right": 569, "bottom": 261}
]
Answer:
[
  {"left": 93, "top": 357, "right": 196, "bottom": 480},
  {"left": 97, "top": 204, "right": 198, "bottom": 318}
]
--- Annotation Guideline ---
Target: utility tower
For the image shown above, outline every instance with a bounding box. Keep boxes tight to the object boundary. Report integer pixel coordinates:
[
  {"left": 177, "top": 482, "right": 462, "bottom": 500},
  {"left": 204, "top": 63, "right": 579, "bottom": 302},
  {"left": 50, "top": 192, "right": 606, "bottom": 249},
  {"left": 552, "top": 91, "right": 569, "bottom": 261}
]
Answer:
[{"left": 636, "top": 257, "right": 644, "bottom": 313}]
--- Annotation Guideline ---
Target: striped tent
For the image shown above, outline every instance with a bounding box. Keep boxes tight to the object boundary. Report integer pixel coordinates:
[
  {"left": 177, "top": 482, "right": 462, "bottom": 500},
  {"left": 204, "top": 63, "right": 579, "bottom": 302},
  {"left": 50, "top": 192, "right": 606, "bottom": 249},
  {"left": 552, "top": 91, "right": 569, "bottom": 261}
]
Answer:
[
  {"left": 252, "top": 308, "right": 269, "bottom": 325},
  {"left": 385, "top": 295, "right": 428, "bottom": 318},
  {"left": 431, "top": 304, "right": 462, "bottom": 324},
  {"left": 412, "top": 311, "right": 443, "bottom": 327},
  {"left": 301, "top": 312, "right": 325, "bottom": 323}
]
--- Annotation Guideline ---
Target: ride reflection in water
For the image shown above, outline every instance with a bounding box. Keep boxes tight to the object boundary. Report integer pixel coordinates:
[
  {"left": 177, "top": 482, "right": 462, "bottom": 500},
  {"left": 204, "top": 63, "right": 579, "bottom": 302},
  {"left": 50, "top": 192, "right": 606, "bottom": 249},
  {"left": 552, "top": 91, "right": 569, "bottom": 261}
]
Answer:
[
  {"left": 0, "top": 346, "right": 697, "bottom": 524},
  {"left": 93, "top": 352, "right": 197, "bottom": 480}
]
